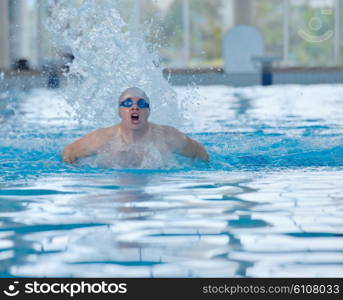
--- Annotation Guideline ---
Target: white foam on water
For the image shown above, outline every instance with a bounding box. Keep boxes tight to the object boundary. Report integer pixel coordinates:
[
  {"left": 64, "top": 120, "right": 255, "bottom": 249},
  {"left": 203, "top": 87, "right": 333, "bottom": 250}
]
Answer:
[{"left": 47, "top": 0, "right": 198, "bottom": 130}]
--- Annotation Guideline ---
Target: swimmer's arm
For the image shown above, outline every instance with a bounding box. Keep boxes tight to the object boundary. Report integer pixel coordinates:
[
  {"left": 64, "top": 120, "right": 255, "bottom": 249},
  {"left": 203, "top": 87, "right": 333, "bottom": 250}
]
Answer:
[
  {"left": 62, "top": 129, "right": 106, "bottom": 164},
  {"left": 165, "top": 126, "right": 209, "bottom": 163}
]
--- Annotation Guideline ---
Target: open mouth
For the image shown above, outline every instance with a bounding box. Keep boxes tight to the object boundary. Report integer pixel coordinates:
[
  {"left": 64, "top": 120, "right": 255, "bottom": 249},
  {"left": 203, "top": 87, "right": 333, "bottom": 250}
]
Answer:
[{"left": 131, "top": 113, "right": 139, "bottom": 121}]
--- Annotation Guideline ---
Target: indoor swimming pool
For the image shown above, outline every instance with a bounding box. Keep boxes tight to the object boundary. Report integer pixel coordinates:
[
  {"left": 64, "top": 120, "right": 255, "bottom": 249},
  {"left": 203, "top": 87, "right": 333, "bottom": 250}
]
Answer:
[{"left": 1, "top": 84, "right": 343, "bottom": 277}]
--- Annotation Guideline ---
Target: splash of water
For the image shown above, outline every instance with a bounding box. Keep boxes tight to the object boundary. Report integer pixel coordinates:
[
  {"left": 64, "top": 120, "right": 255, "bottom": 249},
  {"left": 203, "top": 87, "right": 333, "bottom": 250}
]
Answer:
[{"left": 47, "top": 0, "right": 194, "bottom": 129}]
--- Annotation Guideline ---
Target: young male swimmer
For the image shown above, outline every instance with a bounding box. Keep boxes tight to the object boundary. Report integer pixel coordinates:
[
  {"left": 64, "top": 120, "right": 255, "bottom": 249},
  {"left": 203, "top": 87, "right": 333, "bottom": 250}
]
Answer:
[{"left": 62, "top": 87, "right": 209, "bottom": 167}]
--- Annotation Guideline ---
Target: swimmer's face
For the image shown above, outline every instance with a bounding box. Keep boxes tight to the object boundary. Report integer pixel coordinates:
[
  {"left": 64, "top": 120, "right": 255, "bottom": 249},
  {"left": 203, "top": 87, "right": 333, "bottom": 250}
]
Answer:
[{"left": 119, "top": 96, "right": 150, "bottom": 130}]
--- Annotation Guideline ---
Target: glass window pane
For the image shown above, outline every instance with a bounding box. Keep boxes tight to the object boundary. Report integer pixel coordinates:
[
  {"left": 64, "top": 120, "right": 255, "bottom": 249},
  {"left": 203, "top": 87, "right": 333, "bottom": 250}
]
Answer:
[
  {"left": 148, "top": 0, "right": 226, "bottom": 68},
  {"left": 289, "top": 0, "right": 335, "bottom": 66},
  {"left": 252, "top": 0, "right": 284, "bottom": 57},
  {"left": 188, "top": 0, "right": 224, "bottom": 68},
  {"left": 150, "top": 0, "right": 184, "bottom": 67},
  {"left": 340, "top": 0, "right": 343, "bottom": 65}
]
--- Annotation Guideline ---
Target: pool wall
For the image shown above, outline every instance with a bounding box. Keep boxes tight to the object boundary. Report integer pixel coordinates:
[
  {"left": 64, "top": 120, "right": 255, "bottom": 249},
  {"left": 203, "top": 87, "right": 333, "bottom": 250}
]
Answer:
[
  {"left": 1, "top": 68, "right": 343, "bottom": 91},
  {"left": 164, "top": 67, "right": 343, "bottom": 86}
]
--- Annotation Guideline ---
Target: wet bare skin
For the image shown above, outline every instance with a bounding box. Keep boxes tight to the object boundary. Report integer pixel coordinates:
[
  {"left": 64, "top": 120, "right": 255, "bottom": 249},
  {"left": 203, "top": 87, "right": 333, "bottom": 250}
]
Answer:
[
  {"left": 62, "top": 94, "right": 209, "bottom": 167},
  {"left": 95, "top": 123, "right": 176, "bottom": 168},
  {"left": 63, "top": 122, "right": 208, "bottom": 167}
]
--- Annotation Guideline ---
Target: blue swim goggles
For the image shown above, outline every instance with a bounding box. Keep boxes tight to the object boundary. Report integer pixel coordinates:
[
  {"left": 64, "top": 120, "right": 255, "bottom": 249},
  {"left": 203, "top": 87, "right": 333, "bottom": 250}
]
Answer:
[{"left": 119, "top": 98, "right": 150, "bottom": 109}]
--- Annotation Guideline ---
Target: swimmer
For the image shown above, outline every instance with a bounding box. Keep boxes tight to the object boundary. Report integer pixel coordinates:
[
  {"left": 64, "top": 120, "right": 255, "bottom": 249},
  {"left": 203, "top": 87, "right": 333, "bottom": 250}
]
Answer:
[{"left": 62, "top": 87, "right": 209, "bottom": 167}]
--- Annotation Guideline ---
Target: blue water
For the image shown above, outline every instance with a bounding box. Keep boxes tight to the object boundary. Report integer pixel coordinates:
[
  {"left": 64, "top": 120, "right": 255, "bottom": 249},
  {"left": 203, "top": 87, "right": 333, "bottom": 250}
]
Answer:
[{"left": 1, "top": 84, "right": 343, "bottom": 277}]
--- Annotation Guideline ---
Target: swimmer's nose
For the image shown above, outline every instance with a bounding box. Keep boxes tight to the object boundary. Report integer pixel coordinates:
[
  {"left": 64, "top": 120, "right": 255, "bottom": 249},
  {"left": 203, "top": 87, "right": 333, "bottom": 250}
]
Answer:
[{"left": 130, "top": 103, "right": 140, "bottom": 110}]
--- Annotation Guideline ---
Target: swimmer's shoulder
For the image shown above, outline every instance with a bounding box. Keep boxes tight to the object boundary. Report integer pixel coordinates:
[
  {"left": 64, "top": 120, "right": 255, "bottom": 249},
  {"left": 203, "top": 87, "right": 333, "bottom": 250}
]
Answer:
[
  {"left": 85, "top": 125, "right": 119, "bottom": 142},
  {"left": 150, "top": 123, "right": 178, "bottom": 133},
  {"left": 149, "top": 123, "right": 174, "bottom": 137},
  {"left": 102, "top": 125, "right": 120, "bottom": 137},
  {"left": 150, "top": 124, "right": 185, "bottom": 145},
  {"left": 157, "top": 124, "right": 183, "bottom": 136}
]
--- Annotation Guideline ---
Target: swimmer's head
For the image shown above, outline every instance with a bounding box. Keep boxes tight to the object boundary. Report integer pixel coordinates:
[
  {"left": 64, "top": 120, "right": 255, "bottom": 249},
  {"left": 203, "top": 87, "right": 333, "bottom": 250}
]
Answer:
[
  {"left": 118, "top": 87, "right": 150, "bottom": 104},
  {"left": 118, "top": 87, "right": 150, "bottom": 130}
]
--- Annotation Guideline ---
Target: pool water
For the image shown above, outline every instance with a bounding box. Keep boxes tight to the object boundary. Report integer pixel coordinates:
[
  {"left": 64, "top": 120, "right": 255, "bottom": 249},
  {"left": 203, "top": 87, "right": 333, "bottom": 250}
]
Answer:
[{"left": 0, "top": 84, "right": 343, "bottom": 277}]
